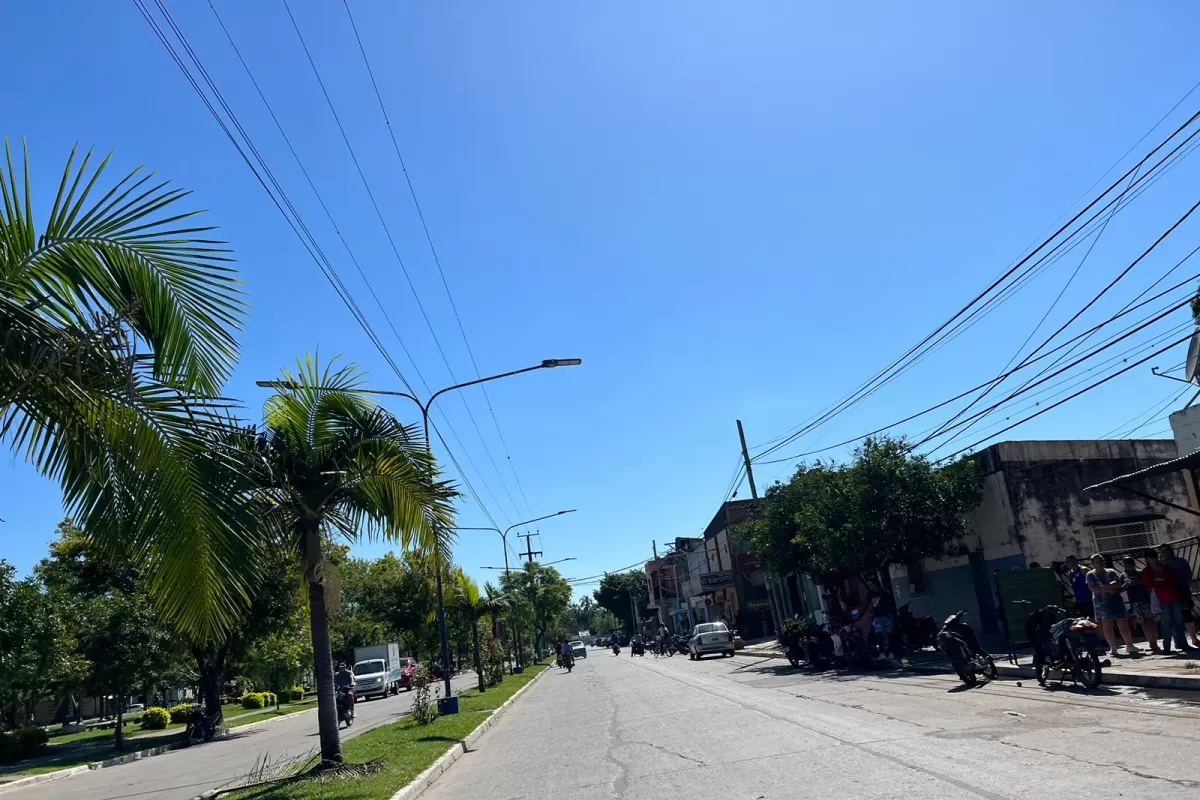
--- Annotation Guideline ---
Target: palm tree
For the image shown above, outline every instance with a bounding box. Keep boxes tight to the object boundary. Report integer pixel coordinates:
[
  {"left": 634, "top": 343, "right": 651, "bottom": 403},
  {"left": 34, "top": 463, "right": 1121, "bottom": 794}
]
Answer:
[
  {"left": 255, "top": 355, "right": 456, "bottom": 765},
  {"left": 453, "top": 574, "right": 510, "bottom": 693},
  {"left": 1, "top": 140, "right": 254, "bottom": 641}
]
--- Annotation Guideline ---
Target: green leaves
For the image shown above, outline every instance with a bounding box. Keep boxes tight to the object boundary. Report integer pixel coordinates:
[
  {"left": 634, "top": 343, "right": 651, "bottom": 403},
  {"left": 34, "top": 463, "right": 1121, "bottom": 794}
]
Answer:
[
  {"left": 2, "top": 139, "right": 244, "bottom": 394},
  {"left": 736, "top": 436, "right": 983, "bottom": 580},
  {"left": 258, "top": 355, "right": 457, "bottom": 561},
  {"left": 2, "top": 141, "right": 254, "bottom": 643}
]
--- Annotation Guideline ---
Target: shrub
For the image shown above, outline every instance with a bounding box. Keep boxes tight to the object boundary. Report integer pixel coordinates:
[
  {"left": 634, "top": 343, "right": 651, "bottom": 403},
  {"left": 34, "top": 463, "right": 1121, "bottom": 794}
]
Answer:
[
  {"left": 240, "top": 692, "right": 264, "bottom": 710},
  {"left": 287, "top": 687, "right": 305, "bottom": 702},
  {"left": 0, "top": 727, "right": 51, "bottom": 762},
  {"left": 168, "top": 703, "right": 199, "bottom": 725},
  {"left": 139, "top": 708, "right": 171, "bottom": 730},
  {"left": 410, "top": 667, "right": 438, "bottom": 725},
  {"left": 483, "top": 637, "right": 505, "bottom": 687},
  {"left": 263, "top": 692, "right": 277, "bottom": 707}
]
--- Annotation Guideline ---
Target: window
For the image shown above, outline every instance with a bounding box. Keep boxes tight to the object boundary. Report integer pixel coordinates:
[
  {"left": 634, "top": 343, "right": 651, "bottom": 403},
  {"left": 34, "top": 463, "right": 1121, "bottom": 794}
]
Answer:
[
  {"left": 906, "top": 560, "right": 928, "bottom": 596},
  {"left": 1092, "top": 520, "right": 1161, "bottom": 555}
]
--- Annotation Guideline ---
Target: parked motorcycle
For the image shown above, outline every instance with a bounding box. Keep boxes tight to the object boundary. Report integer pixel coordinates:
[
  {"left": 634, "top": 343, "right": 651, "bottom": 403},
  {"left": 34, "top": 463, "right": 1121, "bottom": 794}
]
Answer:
[
  {"left": 802, "top": 623, "right": 835, "bottom": 669},
  {"left": 780, "top": 620, "right": 804, "bottom": 668},
  {"left": 937, "top": 609, "right": 997, "bottom": 687},
  {"left": 1027, "top": 605, "right": 1107, "bottom": 690},
  {"left": 181, "top": 707, "right": 221, "bottom": 746},
  {"left": 898, "top": 603, "right": 939, "bottom": 651},
  {"left": 674, "top": 635, "right": 690, "bottom": 655},
  {"left": 336, "top": 687, "right": 356, "bottom": 727}
]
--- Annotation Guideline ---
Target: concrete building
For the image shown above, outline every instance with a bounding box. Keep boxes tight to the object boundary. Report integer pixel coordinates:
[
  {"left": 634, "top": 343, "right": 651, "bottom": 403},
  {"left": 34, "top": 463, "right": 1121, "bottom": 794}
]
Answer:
[
  {"left": 699, "top": 500, "right": 778, "bottom": 639},
  {"left": 890, "top": 439, "right": 1199, "bottom": 639}
]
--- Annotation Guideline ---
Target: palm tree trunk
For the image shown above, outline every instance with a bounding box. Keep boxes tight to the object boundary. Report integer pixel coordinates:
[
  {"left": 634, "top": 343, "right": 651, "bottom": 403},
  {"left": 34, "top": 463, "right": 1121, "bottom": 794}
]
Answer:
[
  {"left": 472, "top": 615, "right": 484, "bottom": 693},
  {"left": 303, "top": 521, "right": 342, "bottom": 765}
]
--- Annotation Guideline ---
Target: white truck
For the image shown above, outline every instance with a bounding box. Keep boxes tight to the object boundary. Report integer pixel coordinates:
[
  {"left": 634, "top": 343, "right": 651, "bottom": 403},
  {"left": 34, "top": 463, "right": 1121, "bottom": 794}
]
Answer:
[{"left": 352, "top": 643, "right": 402, "bottom": 700}]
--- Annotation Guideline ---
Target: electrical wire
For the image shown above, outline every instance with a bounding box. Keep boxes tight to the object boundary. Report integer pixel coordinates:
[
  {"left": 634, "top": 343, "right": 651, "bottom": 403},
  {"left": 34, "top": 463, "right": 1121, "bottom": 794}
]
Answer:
[
  {"left": 753, "top": 268, "right": 1200, "bottom": 466},
  {"left": 138, "top": 0, "right": 506, "bottom": 529},
  {"left": 750, "top": 106, "right": 1200, "bottom": 462},
  {"left": 279, "top": 0, "right": 523, "bottom": 524},
  {"left": 339, "top": 0, "right": 537, "bottom": 519}
]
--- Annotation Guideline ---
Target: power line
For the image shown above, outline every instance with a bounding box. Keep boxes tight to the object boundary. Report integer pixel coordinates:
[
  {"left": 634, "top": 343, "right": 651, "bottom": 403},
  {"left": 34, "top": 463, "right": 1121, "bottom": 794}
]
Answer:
[
  {"left": 753, "top": 268, "right": 1200, "bottom": 466},
  {"left": 339, "top": 0, "right": 536, "bottom": 519},
  {"left": 137, "top": 0, "right": 507, "bottom": 529},
  {"left": 750, "top": 106, "right": 1200, "bottom": 462},
  {"left": 279, "top": 0, "right": 523, "bottom": 525},
  {"left": 934, "top": 330, "right": 1195, "bottom": 463}
]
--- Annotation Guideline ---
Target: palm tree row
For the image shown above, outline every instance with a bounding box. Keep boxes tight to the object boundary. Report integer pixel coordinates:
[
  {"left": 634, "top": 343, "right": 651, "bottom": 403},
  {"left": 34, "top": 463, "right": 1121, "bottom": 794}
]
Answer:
[{"left": 1, "top": 142, "right": 457, "bottom": 765}]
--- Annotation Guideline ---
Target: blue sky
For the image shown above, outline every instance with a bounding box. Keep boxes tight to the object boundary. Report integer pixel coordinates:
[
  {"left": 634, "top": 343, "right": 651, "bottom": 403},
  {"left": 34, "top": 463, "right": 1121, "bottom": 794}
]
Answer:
[{"left": 5, "top": 1, "right": 1200, "bottom": 597}]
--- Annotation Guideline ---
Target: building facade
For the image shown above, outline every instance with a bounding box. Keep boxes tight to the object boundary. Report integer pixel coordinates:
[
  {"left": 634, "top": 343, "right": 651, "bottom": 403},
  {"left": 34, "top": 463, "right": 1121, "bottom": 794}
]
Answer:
[{"left": 890, "top": 439, "right": 1198, "bottom": 638}]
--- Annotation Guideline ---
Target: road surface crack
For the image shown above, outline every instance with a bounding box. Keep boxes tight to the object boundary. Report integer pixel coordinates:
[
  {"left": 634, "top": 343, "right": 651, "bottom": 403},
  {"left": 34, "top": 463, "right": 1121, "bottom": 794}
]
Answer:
[
  {"left": 622, "top": 739, "right": 705, "bottom": 765},
  {"left": 997, "top": 740, "right": 1200, "bottom": 788}
]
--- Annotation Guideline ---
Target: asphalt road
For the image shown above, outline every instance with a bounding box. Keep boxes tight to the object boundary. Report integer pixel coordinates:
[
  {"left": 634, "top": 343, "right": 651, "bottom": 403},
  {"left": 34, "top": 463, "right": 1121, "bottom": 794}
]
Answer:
[
  {"left": 12, "top": 673, "right": 476, "bottom": 800},
  {"left": 424, "top": 649, "right": 1200, "bottom": 799}
]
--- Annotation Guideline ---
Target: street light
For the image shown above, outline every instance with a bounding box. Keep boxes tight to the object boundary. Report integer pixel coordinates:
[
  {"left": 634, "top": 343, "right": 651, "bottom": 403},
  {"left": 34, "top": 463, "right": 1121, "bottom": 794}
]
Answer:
[
  {"left": 454, "top": 509, "right": 577, "bottom": 669},
  {"left": 256, "top": 359, "right": 582, "bottom": 710}
]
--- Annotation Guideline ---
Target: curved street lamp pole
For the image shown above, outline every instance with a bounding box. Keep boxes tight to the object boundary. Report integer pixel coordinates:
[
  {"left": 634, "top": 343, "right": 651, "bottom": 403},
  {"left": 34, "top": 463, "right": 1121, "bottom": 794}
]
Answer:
[
  {"left": 258, "top": 358, "right": 582, "bottom": 708},
  {"left": 455, "top": 509, "right": 577, "bottom": 669}
]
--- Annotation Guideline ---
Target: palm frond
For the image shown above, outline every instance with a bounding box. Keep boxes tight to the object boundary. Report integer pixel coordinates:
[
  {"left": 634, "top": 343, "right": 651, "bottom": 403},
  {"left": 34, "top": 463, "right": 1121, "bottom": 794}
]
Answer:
[
  {"left": 260, "top": 354, "right": 459, "bottom": 568},
  {"left": 2, "top": 139, "right": 245, "bottom": 395}
]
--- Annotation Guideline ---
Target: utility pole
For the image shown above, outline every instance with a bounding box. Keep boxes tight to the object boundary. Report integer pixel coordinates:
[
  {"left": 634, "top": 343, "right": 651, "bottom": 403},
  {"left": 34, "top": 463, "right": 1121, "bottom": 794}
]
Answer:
[
  {"left": 652, "top": 540, "right": 664, "bottom": 627},
  {"left": 518, "top": 532, "right": 543, "bottom": 563},
  {"left": 737, "top": 419, "right": 784, "bottom": 637},
  {"left": 517, "top": 532, "right": 544, "bottom": 658}
]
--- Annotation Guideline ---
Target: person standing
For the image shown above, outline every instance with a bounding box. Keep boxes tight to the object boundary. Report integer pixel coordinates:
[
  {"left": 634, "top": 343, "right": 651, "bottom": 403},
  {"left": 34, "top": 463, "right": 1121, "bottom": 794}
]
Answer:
[
  {"left": 1086, "top": 554, "right": 1140, "bottom": 656},
  {"left": 1159, "top": 544, "right": 1200, "bottom": 649},
  {"left": 1122, "top": 556, "right": 1161, "bottom": 653},
  {"left": 1143, "top": 550, "right": 1190, "bottom": 654},
  {"left": 1062, "top": 555, "right": 1093, "bottom": 619}
]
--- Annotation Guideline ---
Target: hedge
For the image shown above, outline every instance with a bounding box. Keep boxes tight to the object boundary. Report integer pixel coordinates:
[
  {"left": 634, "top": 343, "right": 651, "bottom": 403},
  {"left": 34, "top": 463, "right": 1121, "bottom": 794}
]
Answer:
[
  {"left": 169, "top": 703, "right": 199, "bottom": 725},
  {"left": 0, "top": 727, "right": 49, "bottom": 764},
  {"left": 140, "top": 707, "right": 171, "bottom": 729}
]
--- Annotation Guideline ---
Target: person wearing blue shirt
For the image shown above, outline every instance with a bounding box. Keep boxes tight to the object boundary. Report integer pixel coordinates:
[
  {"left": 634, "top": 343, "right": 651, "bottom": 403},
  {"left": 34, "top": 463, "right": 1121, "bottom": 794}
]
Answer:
[{"left": 1062, "top": 555, "right": 1093, "bottom": 620}]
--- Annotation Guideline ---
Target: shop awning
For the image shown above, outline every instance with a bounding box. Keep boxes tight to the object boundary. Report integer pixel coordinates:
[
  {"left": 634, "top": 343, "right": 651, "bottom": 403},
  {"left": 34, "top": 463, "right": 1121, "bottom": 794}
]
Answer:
[
  {"left": 1086, "top": 447, "right": 1200, "bottom": 492},
  {"left": 1085, "top": 447, "right": 1200, "bottom": 517}
]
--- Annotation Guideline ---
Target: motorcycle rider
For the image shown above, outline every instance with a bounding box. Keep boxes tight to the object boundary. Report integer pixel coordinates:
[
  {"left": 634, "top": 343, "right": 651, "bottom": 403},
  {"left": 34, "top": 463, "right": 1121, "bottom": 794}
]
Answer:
[
  {"left": 560, "top": 639, "right": 575, "bottom": 668},
  {"left": 657, "top": 623, "right": 670, "bottom": 654},
  {"left": 334, "top": 661, "right": 355, "bottom": 723},
  {"left": 610, "top": 631, "right": 620, "bottom": 653}
]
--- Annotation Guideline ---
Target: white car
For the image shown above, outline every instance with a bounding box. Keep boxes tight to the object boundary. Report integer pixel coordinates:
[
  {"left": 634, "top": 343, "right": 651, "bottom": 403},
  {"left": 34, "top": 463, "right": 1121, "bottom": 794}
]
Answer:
[
  {"left": 688, "top": 622, "right": 734, "bottom": 660},
  {"left": 570, "top": 640, "right": 587, "bottom": 659}
]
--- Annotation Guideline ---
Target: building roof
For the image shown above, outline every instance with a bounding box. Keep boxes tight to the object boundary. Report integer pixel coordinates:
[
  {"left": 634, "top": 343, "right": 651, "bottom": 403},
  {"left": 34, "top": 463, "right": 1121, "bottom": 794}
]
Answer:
[{"left": 1085, "top": 447, "right": 1200, "bottom": 492}]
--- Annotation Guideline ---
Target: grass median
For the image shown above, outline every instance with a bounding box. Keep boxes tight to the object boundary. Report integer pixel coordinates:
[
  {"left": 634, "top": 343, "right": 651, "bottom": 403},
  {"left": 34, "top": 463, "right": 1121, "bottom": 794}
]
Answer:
[
  {"left": 1, "top": 699, "right": 320, "bottom": 779},
  {"left": 231, "top": 663, "right": 549, "bottom": 800}
]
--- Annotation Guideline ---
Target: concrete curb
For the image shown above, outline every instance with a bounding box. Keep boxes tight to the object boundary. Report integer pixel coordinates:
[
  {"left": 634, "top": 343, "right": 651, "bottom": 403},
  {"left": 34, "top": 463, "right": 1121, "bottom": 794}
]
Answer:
[
  {"left": 735, "top": 648, "right": 1200, "bottom": 691},
  {"left": 0, "top": 706, "right": 318, "bottom": 796},
  {"left": 387, "top": 667, "right": 550, "bottom": 800},
  {"left": 0, "top": 765, "right": 90, "bottom": 795}
]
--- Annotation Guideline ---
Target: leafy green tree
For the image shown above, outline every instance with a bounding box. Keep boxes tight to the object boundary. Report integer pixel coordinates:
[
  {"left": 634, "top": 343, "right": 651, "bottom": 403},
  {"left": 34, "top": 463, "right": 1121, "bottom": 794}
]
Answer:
[
  {"left": 80, "top": 591, "right": 179, "bottom": 750},
  {"left": 1, "top": 141, "right": 254, "bottom": 642},
  {"left": 0, "top": 562, "right": 83, "bottom": 727},
  {"left": 242, "top": 630, "right": 308, "bottom": 708},
  {"left": 252, "top": 356, "right": 456, "bottom": 766},
  {"left": 593, "top": 571, "right": 652, "bottom": 633},
  {"left": 501, "top": 563, "right": 572, "bottom": 659},
  {"left": 452, "top": 572, "right": 509, "bottom": 693},
  {"left": 736, "top": 436, "right": 982, "bottom": 580}
]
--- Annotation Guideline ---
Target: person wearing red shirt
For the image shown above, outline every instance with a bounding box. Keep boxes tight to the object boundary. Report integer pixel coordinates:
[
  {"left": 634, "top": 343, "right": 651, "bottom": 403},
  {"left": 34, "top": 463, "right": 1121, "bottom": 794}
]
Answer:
[{"left": 1143, "top": 550, "right": 1189, "bottom": 653}]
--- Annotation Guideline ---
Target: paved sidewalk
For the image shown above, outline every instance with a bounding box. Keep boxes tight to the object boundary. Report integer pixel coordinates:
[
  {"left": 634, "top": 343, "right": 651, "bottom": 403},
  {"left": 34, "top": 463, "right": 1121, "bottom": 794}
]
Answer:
[{"left": 737, "top": 640, "right": 1200, "bottom": 690}]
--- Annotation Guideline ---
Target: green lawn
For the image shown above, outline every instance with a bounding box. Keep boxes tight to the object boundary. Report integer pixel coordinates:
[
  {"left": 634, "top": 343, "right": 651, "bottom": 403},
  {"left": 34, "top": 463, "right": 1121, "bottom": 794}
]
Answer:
[
  {"left": 1, "top": 699, "right": 320, "bottom": 779},
  {"left": 0, "top": 731, "right": 183, "bottom": 777},
  {"left": 229, "top": 664, "right": 549, "bottom": 800}
]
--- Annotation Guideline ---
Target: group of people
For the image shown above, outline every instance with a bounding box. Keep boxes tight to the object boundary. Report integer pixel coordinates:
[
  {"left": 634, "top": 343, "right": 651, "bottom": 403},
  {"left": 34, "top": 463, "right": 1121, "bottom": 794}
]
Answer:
[{"left": 1062, "top": 543, "right": 1200, "bottom": 657}]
